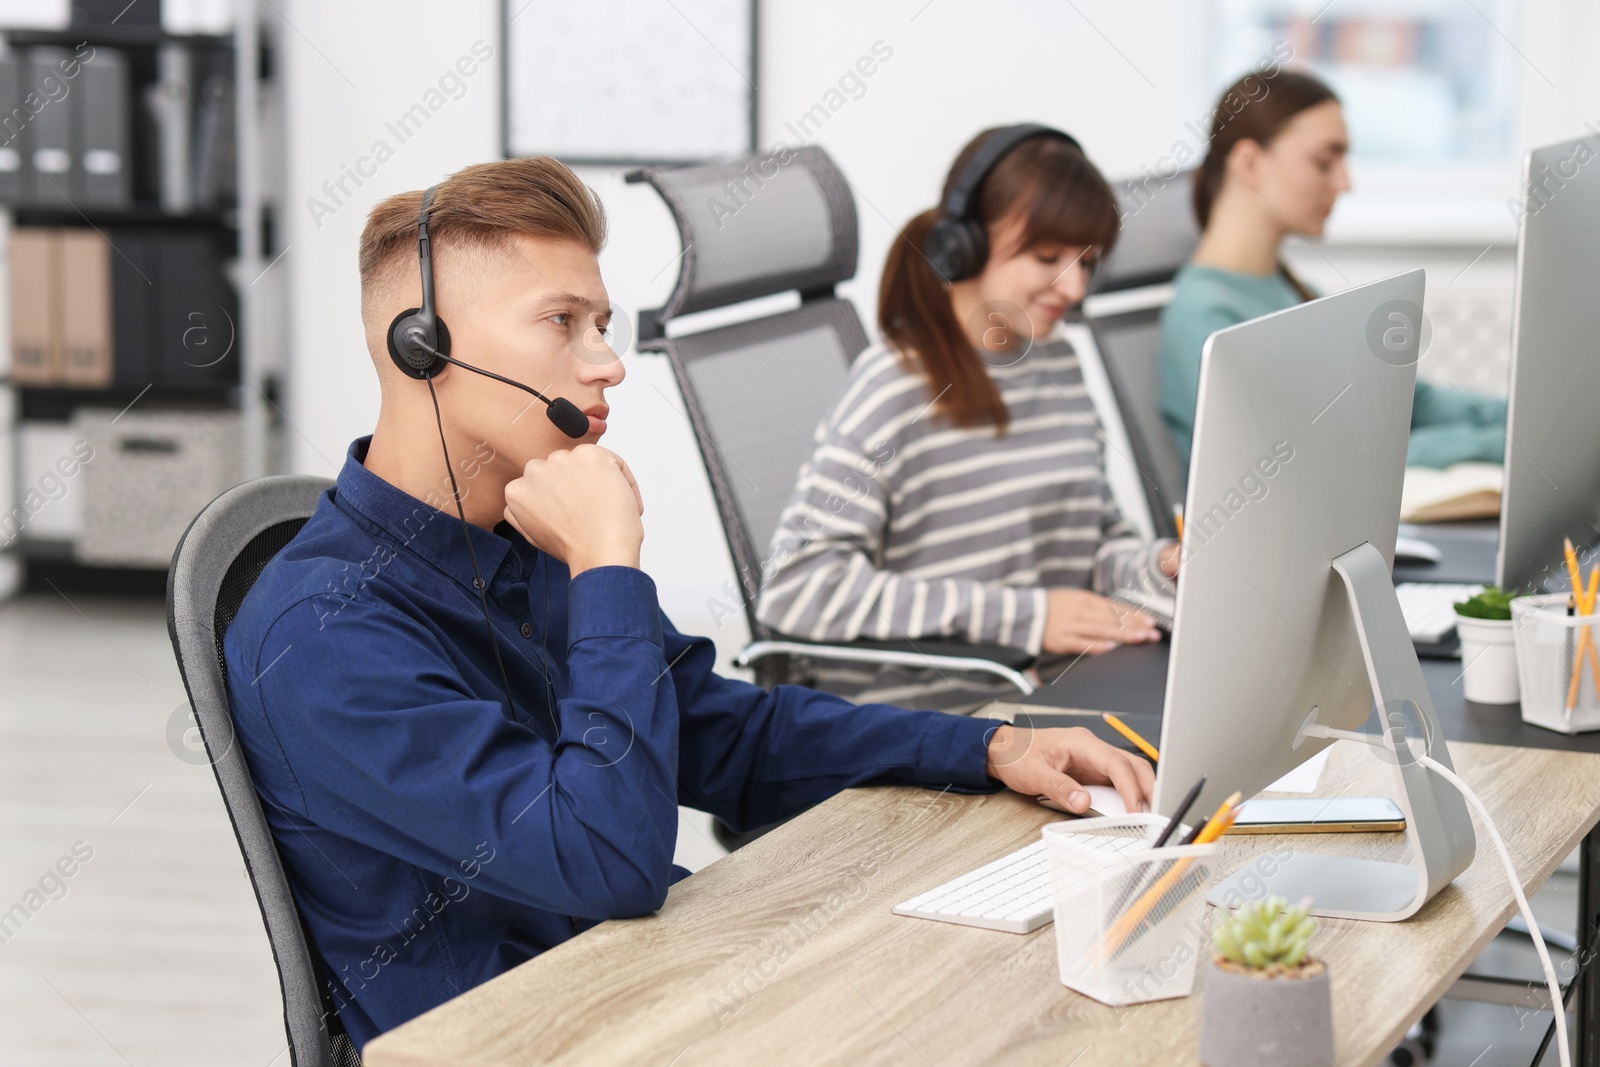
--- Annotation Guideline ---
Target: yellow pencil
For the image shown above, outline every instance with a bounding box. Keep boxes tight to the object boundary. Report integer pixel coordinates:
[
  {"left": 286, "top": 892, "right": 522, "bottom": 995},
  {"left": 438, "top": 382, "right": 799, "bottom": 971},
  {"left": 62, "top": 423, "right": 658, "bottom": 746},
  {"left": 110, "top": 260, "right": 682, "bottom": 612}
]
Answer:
[
  {"left": 1568, "top": 537, "right": 1593, "bottom": 713},
  {"left": 1174, "top": 513, "right": 1185, "bottom": 540},
  {"left": 1102, "top": 712, "right": 1159, "bottom": 763},
  {"left": 1099, "top": 792, "right": 1241, "bottom": 959},
  {"left": 1567, "top": 563, "right": 1600, "bottom": 710}
]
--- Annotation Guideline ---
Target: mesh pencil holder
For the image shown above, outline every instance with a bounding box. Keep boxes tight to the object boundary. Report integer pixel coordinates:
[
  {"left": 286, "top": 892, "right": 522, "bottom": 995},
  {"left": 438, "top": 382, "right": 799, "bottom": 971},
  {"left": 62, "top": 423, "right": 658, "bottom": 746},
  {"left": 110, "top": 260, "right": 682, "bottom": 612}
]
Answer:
[
  {"left": 1043, "top": 814, "right": 1215, "bottom": 1007},
  {"left": 1514, "top": 593, "right": 1600, "bottom": 734}
]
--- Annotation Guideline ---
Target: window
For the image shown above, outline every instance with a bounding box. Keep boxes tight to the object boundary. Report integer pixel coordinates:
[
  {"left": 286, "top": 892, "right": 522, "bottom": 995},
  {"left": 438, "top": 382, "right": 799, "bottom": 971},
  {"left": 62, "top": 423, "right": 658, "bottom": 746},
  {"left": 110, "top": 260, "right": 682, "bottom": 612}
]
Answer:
[{"left": 1209, "top": 0, "right": 1520, "bottom": 163}]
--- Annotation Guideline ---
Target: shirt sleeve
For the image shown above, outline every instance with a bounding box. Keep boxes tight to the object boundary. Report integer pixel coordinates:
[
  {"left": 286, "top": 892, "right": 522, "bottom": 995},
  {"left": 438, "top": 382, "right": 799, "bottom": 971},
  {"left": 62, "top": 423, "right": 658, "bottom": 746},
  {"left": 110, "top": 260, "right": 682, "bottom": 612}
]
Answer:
[
  {"left": 243, "top": 567, "right": 683, "bottom": 921},
  {"left": 661, "top": 614, "right": 1003, "bottom": 832},
  {"left": 1407, "top": 379, "right": 1508, "bottom": 467},
  {"left": 756, "top": 385, "right": 1047, "bottom": 655},
  {"left": 1089, "top": 433, "right": 1178, "bottom": 601}
]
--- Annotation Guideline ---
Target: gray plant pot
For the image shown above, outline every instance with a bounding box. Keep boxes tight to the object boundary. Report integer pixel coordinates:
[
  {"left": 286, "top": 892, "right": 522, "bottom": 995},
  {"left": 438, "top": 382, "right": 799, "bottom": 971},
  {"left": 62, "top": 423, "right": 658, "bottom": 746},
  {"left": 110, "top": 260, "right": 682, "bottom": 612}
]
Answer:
[{"left": 1197, "top": 956, "right": 1334, "bottom": 1067}]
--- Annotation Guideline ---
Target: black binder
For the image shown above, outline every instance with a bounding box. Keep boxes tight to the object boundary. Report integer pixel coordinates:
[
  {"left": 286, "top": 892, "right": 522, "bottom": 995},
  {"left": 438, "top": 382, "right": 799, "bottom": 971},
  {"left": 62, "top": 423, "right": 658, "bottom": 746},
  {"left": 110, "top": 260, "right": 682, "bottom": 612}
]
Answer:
[
  {"left": 75, "top": 47, "right": 130, "bottom": 208},
  {"left": 23, "top": 48, "right": 74, "bottom": 208},
  {"left": 0, "top": 54, "right": 22, "bottom": 203}
]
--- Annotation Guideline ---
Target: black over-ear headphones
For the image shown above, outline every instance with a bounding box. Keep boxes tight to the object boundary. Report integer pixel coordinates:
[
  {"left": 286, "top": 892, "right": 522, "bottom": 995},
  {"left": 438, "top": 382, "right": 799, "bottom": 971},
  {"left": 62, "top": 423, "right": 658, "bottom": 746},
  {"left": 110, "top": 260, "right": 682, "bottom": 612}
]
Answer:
[
  {"left": 922, "top": 123, "right": 1084, "bottom": 285},
  {"left": 386, "top": 184, "right": 591, "bottom": 439}
]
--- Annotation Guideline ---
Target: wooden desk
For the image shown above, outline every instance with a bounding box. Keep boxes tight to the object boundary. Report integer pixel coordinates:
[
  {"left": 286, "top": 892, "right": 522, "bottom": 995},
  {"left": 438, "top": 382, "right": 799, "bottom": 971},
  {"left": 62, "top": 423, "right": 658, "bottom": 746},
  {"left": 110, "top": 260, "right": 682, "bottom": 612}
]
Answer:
[{"left": 366, "top": 741, "right": 1600, "bottom": 1067}]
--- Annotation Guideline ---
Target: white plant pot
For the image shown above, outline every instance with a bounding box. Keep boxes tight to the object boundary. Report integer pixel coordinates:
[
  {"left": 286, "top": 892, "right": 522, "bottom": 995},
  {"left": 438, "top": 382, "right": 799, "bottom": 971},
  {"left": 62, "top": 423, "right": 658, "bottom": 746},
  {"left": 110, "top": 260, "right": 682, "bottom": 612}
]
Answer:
[{"left": 1457, "top": 615, "right": 1520, "bottom": 704}]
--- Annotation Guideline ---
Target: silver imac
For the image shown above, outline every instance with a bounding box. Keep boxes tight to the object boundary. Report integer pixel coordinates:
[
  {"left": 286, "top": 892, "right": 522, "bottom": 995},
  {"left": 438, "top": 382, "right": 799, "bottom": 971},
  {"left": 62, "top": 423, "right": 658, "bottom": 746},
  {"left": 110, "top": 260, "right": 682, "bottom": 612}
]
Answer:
[
  {"left": 1154, "top": 269, "right": 1476, "bottom": 922},
  {"left": 1498, "top": 134, "right": 1600, "bottom": 592}
]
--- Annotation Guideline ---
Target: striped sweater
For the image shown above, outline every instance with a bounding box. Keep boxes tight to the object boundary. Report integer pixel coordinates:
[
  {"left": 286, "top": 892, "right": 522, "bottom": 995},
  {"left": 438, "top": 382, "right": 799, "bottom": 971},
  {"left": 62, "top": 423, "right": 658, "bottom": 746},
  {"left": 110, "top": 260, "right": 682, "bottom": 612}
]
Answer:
[{"left": 755, "top": 331, "right": 1175, "bottom": 710}]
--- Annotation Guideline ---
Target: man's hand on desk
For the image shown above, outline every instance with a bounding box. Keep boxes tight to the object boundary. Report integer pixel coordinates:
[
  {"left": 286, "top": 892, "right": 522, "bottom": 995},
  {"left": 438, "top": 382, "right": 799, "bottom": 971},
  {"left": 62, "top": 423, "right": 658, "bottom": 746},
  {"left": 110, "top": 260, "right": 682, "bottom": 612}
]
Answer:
[{"left": 983, "top": 725, "right": 1154, "bottom": 815}]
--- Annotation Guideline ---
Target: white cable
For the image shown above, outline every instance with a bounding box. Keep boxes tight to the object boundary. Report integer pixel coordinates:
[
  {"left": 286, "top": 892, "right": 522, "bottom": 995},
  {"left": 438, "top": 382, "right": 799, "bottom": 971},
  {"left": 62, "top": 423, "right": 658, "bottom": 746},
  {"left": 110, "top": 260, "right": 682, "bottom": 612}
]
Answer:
[{"left": 1419, "top": 755, "right": 1570, "bottom": 1067}]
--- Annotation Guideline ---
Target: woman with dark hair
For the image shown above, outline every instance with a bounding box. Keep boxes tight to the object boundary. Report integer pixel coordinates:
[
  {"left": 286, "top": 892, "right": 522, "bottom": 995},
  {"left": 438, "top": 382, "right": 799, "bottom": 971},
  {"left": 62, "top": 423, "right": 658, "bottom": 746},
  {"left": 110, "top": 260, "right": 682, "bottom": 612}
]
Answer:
[
  {"left": 1159, "top": 70, "right": 1507, "bottom": 468},
  {"left": 757, "top": 126, "right": 1177, "bottom": 711}
]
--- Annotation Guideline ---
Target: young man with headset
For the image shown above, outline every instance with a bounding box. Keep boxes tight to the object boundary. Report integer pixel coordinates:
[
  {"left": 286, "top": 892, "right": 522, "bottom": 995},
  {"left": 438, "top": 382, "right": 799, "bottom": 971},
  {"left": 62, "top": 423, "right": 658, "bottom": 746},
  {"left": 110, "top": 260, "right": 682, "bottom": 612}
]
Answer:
[{"left": 223, "top": 156, "right": 1153, "bottom": 1050}]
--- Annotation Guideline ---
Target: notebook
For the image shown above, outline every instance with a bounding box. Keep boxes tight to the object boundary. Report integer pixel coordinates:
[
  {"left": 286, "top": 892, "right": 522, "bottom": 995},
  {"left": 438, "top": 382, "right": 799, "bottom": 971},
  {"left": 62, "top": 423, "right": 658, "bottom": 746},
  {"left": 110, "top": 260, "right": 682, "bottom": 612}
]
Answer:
[{"left": 1400, "top": 463, "right": 1503, "bottom": 523}]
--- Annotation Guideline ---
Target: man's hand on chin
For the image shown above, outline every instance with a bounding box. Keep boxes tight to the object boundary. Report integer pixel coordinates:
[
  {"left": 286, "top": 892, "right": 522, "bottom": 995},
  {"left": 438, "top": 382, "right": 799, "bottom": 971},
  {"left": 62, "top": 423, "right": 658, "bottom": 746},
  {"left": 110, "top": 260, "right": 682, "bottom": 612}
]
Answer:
[
  {"left": 984, "top": 725, "right": 1154, "bottom": 815},
  {"left": 502, "top": 444, "right": 644, "bottom": 576}
]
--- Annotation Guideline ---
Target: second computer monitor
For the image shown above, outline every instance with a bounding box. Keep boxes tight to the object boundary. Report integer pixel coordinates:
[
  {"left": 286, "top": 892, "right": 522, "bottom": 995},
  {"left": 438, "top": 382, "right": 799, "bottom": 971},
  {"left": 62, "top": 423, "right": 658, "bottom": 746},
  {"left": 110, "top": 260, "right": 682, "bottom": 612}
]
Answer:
[
  {"left": 1498, "top": 134, "right": 1600, "bottom": 592},
  {"left": 1156, "top": 269, "right": 1476, "bottom": 920},
  {"left": 1155, "top": 270, "right": 1418, "bottom": 817}
]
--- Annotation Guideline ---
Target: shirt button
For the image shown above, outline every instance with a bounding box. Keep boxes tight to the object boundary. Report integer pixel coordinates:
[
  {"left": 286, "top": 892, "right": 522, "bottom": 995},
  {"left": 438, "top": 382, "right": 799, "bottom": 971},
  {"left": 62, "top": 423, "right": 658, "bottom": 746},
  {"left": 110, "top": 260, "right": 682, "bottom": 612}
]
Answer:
[{"left": 520, "top": 623, "right": 534, "bottom": 639}]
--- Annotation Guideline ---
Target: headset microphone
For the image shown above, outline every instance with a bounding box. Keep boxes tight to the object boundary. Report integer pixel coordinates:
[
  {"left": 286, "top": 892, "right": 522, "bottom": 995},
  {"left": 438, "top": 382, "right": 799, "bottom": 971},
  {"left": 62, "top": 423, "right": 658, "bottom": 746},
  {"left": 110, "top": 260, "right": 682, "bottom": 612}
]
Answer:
[
  {"left": 386, "top": 184, "right": 591, "bottom": 440},
  {"left": 402, "top": 332, "right": 592, "bottom": 440}
]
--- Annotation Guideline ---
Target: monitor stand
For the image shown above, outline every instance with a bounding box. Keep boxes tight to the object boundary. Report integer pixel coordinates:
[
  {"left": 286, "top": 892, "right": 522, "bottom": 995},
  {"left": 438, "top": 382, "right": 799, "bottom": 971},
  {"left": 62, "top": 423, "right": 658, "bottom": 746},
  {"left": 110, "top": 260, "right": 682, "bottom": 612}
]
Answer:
[{"left": 1206, "top": 541, "right": 1479, "bottom": 922}]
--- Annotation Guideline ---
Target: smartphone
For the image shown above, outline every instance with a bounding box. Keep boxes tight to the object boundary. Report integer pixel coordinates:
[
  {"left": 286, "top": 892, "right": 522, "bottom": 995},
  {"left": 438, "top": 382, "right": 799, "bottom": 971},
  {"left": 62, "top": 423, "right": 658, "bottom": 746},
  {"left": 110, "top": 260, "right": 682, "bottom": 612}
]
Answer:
[{"left": 1230, "top": 797, "right": 1405, "bottom": 834}]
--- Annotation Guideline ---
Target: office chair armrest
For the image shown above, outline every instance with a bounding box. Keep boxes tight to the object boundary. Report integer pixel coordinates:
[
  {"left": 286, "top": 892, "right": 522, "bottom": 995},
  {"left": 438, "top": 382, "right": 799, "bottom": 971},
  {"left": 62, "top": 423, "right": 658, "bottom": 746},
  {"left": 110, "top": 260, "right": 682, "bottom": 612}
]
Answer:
[
  {"left": 737, "top": 637, "right": 1037, "bottom": 697},
  {"left": 838, "top": 637, "right": 1034, "bottom": 671}
]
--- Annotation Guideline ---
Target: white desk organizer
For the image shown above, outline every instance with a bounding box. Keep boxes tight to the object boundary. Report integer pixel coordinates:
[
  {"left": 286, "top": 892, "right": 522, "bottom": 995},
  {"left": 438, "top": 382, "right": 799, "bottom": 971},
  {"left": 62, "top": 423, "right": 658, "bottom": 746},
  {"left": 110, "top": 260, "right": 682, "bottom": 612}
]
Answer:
[
  {"left": 1515, "top": 594, "right": 1600, "bottom": 734},
  {"left": 1044, "top": 815, "right": 1215, "bottom": 1007}
]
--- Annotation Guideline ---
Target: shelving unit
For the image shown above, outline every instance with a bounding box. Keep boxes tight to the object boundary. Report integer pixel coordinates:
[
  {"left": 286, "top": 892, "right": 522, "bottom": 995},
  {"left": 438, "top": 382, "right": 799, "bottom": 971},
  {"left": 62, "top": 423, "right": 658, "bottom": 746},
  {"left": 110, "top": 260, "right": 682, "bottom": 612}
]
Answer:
[{"left": 0, "top": 0, "right": 279, "bottom": 598}]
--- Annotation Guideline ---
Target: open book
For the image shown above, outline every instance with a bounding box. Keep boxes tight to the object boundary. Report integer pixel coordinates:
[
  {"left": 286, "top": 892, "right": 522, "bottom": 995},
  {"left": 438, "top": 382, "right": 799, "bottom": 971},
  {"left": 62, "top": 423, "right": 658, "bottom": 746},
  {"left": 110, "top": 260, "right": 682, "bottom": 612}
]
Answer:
[{"left": 1400, "top": 463, "right": 1503, "bottom": 523}]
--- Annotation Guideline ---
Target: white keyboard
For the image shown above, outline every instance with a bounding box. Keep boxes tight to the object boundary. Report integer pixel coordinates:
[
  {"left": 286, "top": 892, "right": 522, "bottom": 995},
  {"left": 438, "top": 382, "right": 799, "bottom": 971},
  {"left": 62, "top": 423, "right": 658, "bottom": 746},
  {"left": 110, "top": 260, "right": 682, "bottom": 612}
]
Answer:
[
  {"left": 893, "top": 832, "right": 1148, "bottom": 934},
  {"left": 1396, "top": 583, "right": 1484, "bottom": 644}
]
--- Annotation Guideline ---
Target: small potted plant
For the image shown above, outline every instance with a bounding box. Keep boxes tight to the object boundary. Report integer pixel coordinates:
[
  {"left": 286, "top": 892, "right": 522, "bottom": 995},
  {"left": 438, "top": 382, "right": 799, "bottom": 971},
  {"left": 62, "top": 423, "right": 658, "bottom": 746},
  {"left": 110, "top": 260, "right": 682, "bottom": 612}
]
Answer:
[
  {"left": 1455, "top": 586, "right": 1522, "bottom": 704},
  {"left": 1198, "top": 896, "right": 1332, "bottom": 1067}
]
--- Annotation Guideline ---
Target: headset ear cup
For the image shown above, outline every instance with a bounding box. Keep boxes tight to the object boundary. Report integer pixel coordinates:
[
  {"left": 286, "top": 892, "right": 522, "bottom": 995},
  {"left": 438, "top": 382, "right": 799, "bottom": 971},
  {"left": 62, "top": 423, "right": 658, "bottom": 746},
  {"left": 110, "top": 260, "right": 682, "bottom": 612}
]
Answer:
[
  {"left": 386, "top": 309, "right": 452, "bottom": 379},
  {"left": 924, "top": 216, "right": 986, "bottom": 284}
]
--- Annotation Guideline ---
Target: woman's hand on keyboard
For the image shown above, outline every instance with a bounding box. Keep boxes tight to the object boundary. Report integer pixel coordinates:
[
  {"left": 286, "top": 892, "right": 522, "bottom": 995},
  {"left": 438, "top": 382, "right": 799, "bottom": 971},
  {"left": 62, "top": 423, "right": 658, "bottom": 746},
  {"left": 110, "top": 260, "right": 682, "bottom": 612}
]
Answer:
[
  {"left": 983, "top": 725, "right": 1154, "bottom": 815},
  {"left": 1042, "top": 589, "right": 1161, "bottom": 654}
]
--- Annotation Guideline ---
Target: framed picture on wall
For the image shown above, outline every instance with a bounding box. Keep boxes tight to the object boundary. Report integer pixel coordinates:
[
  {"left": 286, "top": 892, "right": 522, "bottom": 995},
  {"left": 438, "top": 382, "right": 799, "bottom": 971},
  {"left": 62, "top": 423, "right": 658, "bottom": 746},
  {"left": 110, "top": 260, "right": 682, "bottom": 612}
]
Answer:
[{"left": 503, "top": 0, "right": 757, "bottom": 165}]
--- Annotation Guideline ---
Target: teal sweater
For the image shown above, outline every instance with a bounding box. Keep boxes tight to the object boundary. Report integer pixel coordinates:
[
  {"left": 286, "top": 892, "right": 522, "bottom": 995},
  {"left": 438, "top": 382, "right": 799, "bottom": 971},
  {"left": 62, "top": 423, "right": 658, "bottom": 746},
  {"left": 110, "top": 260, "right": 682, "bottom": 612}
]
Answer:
[{"left": 1157, "top": 263, "right": 1507, "bottom": 469}]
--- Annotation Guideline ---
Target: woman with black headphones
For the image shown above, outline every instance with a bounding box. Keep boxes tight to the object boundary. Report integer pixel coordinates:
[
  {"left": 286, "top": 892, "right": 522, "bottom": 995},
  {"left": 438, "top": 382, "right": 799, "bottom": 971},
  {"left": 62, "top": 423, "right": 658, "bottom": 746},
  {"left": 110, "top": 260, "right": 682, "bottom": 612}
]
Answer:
[{"left": 757, "top": 125, "right": 1178, "bottom": 711}]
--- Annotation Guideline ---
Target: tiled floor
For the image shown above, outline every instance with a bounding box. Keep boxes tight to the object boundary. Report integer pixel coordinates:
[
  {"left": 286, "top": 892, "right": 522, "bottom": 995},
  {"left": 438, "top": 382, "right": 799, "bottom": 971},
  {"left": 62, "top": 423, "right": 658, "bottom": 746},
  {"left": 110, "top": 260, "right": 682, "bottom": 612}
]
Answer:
[{"left": 0, "top": 591, "right": 1582, "bottom": 1065}]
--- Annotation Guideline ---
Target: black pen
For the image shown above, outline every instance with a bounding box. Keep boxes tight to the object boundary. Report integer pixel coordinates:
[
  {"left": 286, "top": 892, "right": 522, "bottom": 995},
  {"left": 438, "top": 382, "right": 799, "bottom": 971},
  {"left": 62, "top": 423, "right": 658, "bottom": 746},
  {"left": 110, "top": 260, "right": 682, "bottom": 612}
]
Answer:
[{"left": 1102, "top": 775, "right": 1206, "bottom": 927}]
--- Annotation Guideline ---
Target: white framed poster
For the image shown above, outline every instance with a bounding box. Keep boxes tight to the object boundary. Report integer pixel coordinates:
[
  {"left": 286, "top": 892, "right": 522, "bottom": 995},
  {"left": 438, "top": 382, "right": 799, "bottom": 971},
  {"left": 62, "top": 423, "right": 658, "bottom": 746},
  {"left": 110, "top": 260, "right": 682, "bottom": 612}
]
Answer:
[{"left": 504, "top": 0, "right": 756, "bottom": 164}]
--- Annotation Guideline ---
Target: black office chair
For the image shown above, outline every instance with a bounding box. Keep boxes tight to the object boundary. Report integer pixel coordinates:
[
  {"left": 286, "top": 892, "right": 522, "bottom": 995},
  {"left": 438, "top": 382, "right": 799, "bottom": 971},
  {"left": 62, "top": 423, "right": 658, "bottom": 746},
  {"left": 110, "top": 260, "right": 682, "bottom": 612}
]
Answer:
[
  {"left": 626, "top": 146, "right": 1037, "bottom": 699},
  {"left": 165, "top": 475, "right": 359, "bottom": 1067},
  {"left": 1079, "top": 167, "right": 1202, "bottom": 538}
]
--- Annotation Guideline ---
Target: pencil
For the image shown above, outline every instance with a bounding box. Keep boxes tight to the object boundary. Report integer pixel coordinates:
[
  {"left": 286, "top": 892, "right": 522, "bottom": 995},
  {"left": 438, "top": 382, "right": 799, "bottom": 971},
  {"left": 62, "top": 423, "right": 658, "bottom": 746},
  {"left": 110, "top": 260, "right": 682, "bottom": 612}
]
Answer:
[
  {"left": 1099, "top": 792, "right": 1241, "bottom": 959},
  {"left": 1102, "top": 712, "right": 1159, "bottom": 763},
  {"left": 1111, "top": 807, "right": 1246, "bottom": 960},
  {"left": 1564, "top": 540, "right": 1584, "bottom": 719},
  {"left": 1101, "top": 776, "right": 1207, "bottom": 927},
  {"left": 1566, "top": 563, "right": 1600, "bottom": 712},
  {"left": 1174, "top": 513, "right": 1184, "bottom": 540}
]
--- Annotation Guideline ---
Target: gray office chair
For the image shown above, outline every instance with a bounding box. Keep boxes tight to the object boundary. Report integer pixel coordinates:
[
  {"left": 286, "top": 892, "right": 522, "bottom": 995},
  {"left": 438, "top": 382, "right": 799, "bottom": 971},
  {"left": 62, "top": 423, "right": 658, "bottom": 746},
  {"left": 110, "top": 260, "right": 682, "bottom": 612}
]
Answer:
[
  {"left": 1081, "top": 168, "right": 1201, "bottom": 537},
  {"left": 165, "top": 475, "right": 358, "bottom": 1067},
  {"left": 627, "top": 146, "right": 1036, "bottom": 698}
]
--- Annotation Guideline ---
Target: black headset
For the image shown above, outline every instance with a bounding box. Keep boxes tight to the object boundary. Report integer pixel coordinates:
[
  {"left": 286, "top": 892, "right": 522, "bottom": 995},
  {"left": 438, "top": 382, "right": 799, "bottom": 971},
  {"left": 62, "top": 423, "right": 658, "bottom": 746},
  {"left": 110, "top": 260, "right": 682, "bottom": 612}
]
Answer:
[
  {"left": 922, "top": 123, "right": 1085, "bottom": 284},
  {"left": 385, "top": 184, "right": 592, "bottom": 439}
]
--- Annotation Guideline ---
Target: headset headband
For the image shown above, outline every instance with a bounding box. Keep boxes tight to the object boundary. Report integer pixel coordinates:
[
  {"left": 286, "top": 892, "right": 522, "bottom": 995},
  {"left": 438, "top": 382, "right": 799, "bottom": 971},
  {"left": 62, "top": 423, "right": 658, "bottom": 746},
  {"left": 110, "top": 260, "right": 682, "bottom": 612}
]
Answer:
[{"left": 940, "top": 124, "right": 1082, "bottom": 221}]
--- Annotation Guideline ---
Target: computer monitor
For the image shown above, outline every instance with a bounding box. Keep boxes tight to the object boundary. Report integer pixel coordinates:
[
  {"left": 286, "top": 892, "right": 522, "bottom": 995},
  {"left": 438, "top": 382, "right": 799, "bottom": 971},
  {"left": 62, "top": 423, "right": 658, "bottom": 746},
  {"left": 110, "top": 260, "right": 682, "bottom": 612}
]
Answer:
[
  {"left": 1498, "top": 134, "right": 1600, "bottom": 592},
  {"left": 1154, "top": 269, "right": 1476, "bottom": 922}
]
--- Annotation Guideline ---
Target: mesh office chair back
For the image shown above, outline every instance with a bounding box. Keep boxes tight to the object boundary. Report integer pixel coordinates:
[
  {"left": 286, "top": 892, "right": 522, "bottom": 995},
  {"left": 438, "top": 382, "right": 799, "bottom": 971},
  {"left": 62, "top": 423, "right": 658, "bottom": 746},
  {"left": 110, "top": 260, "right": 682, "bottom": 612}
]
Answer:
[
  {"left": 166, "top": 475, "right": 359, "bottom": 1067},
  {"left": 628, "top": 147, "right": 867, "bottom": 637},
  {"left": 630, "top": 146, "right": 1036, "bottom": 700},
  {"left": 1083, "top": 167, "right": 1202, "bottom": 534}
]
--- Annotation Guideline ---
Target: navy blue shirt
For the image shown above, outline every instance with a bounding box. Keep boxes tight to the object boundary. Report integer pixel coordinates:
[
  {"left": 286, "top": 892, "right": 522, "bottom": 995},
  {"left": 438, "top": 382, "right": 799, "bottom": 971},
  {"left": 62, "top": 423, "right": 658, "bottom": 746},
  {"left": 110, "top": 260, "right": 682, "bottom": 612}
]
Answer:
[{"left": 223, "top": 436, "right": 1002, "bottom": 1050}]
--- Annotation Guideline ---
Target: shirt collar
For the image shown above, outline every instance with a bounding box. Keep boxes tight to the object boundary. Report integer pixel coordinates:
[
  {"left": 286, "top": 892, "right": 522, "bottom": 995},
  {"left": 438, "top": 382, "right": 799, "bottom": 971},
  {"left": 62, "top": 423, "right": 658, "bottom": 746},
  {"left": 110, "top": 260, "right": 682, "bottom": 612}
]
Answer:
[{"left": 334, "top": 435, "right": 534, "bottom": 593}]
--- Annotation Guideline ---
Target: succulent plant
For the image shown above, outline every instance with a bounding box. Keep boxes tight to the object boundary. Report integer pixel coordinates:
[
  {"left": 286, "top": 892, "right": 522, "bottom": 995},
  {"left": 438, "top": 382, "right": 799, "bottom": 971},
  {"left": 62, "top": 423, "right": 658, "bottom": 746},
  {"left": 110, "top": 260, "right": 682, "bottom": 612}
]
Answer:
[
  {"left": 1453, "top": 586, "right": 1522, "bottom": 621},
  {"left": 1213, "top": 895, "right": 1316, "bottom": 970}
]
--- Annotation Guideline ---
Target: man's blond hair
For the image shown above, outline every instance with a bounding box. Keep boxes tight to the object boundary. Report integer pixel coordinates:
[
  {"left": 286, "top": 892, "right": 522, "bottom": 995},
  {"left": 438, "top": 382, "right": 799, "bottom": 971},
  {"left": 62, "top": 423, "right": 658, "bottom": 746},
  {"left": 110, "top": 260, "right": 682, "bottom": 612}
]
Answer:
[{"left": 359, "top": 156, "right": 606, "bottom": 312}]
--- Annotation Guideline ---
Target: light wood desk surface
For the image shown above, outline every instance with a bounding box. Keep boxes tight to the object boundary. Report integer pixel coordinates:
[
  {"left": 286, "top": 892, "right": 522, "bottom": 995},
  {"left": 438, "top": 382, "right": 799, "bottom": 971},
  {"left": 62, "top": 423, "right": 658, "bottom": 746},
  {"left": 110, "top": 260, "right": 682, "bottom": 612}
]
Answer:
[{"left": 366, "top": 740, "right": 1600, "bottom": 1067}]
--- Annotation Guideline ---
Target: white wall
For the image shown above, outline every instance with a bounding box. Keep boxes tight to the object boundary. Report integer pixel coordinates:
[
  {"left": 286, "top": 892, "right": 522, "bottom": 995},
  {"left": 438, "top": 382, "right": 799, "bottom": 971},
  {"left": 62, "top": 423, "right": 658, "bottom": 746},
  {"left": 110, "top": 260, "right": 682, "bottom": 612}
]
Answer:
[{"left": 278, "top": 0, "right": 501, "bottom": 477}]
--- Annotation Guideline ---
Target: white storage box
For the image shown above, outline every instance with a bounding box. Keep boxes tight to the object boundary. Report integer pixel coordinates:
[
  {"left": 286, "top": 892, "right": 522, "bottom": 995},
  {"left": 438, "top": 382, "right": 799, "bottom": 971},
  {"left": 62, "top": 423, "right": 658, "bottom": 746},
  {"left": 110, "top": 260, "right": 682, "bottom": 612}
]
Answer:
[{"left": 73, "top": 407, "right": 244, "bottom": 567}]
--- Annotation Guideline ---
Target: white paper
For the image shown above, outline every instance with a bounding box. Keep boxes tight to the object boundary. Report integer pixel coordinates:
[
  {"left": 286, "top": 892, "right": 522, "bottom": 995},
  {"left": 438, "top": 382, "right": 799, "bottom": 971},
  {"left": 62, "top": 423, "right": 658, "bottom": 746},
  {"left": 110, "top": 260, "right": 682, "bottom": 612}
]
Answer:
[
  {"left": 1085, "top": 785, "right": 1129, "bottom": 816},
  {"left": 1262, "top": 748, "right": 1332, "bottom": 794}
]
